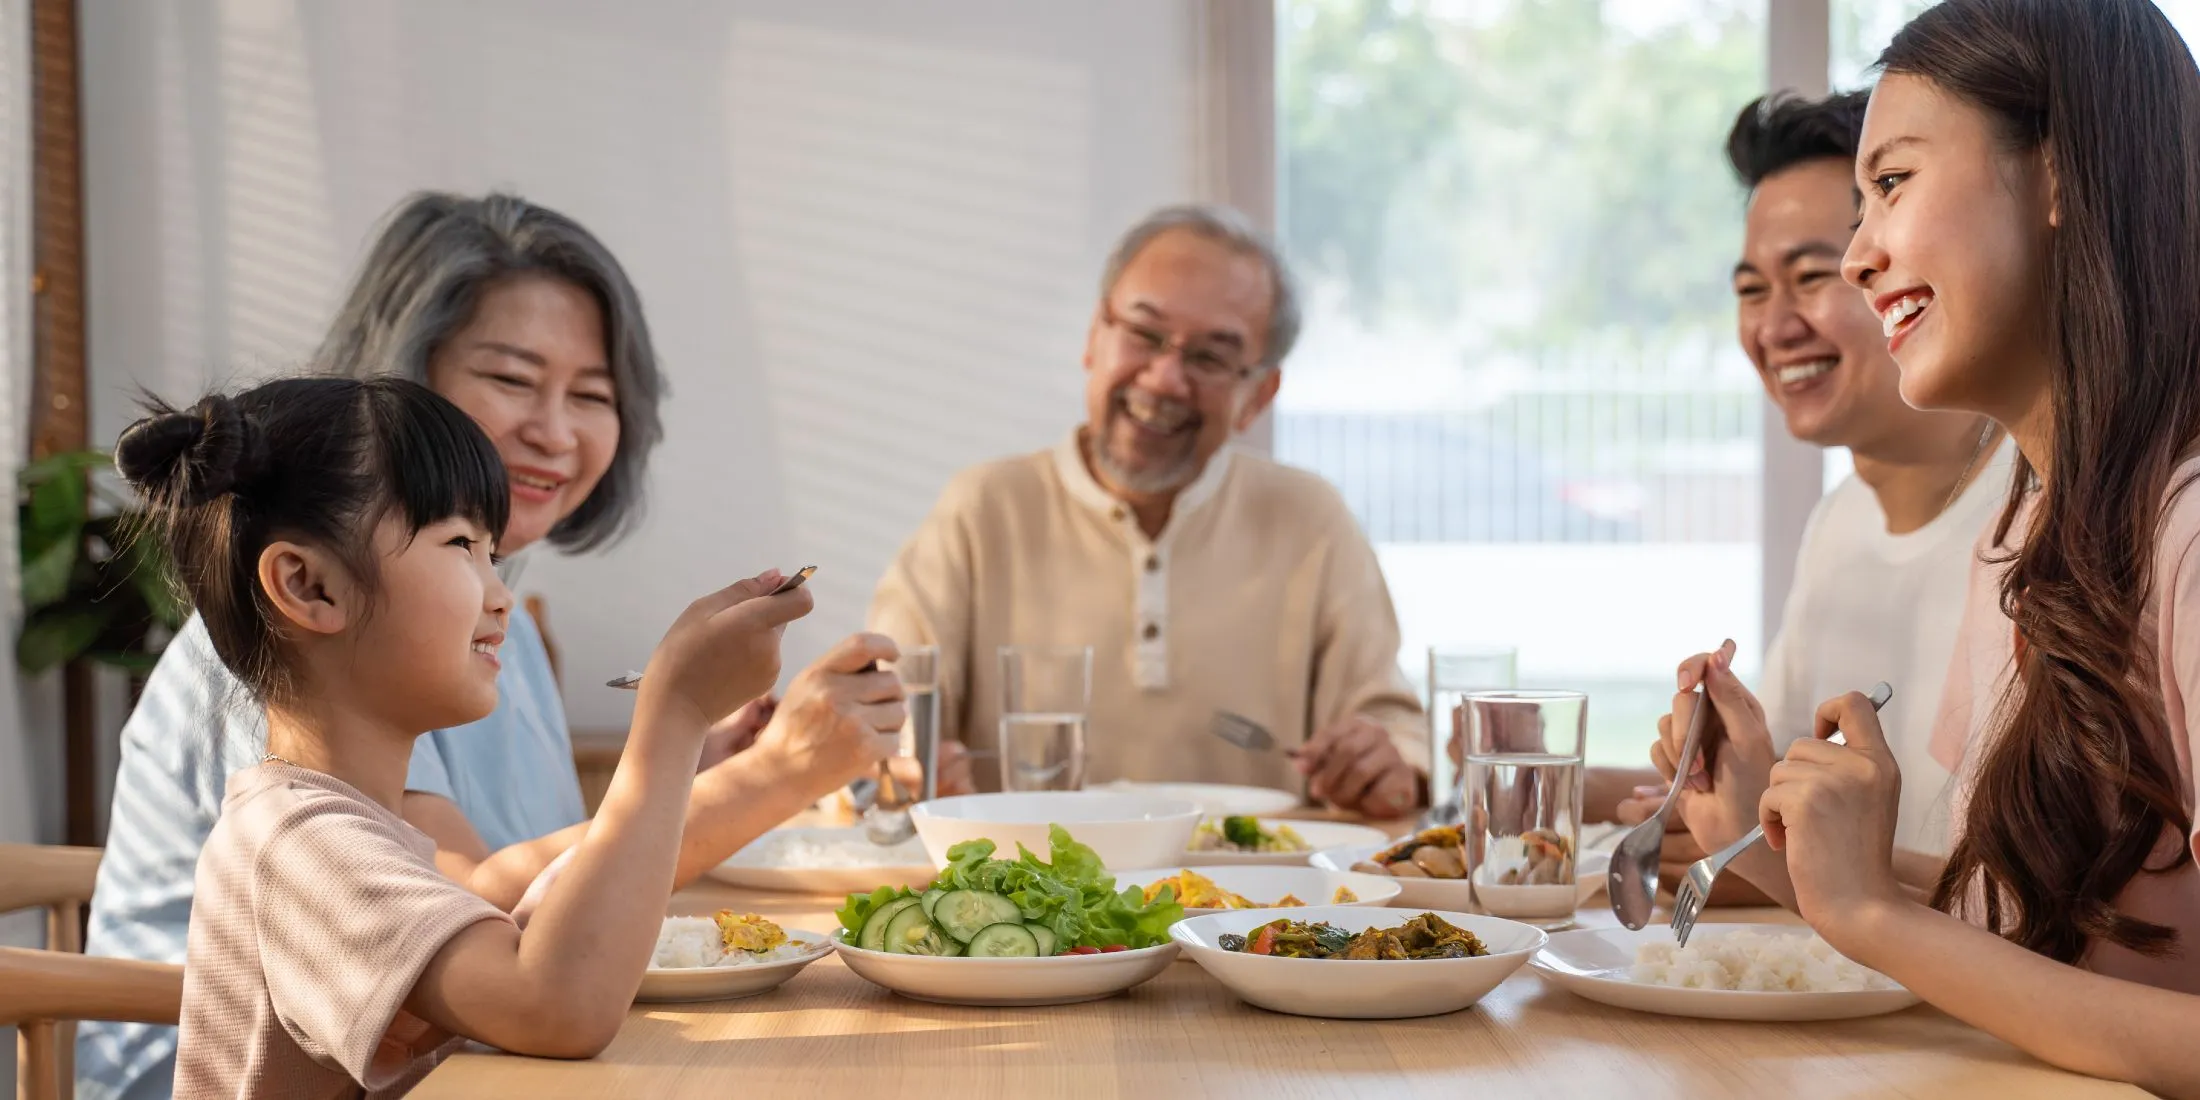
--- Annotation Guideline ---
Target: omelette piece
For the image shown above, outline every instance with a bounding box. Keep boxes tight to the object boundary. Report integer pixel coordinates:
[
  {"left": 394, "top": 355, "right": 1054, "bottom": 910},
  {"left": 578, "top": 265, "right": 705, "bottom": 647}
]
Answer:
[{"left": 713, "top": 911, "right": 789, "bottom": 954}]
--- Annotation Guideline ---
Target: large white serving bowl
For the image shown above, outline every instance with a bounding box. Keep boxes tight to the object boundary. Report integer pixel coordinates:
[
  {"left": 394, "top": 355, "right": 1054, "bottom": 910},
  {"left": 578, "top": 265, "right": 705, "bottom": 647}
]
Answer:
[
  {"left": 910, "top": 792, "right": 1201, "bottom": 871},
  {"left": 636, "top": 929, "right": 834, "bottom": 1003},
  {"left": 1309, "top": 845, "right": 1610, "bottom": 914},
  {"left": 1112, "top": 865, "right": 1402, "bottom": 917},
  {"left": 1091, "top": 781, "right": 1301, "bottom": 816},
  {"left": 1531, "top": 925, "right": 1920, "bottom": 1021},
  {"left": 1171, "top": 906, "right": 1545, "bottom": 1019},
  {"left": 1181, "top": 818, "right": 1391, "bottom": 866},
  {"left": 832, "top": 933, "right": 1179, "bottom": 1007}
]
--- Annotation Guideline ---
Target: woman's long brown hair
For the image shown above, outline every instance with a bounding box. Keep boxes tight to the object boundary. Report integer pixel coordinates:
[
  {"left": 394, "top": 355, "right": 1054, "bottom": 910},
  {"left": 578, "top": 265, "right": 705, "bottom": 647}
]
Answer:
[{"left": 1885, "top": 0, "right": 2199, "bottom": 964}]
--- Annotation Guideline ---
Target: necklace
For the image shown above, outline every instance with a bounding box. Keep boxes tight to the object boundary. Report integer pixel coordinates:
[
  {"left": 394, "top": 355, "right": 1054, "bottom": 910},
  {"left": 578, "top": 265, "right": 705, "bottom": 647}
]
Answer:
[
  {"left": 260, "top": 752, "right": 295, "bottom": 767},
  {"left": 1938, "top": 420, "right": 1999, "bottom": 519}
]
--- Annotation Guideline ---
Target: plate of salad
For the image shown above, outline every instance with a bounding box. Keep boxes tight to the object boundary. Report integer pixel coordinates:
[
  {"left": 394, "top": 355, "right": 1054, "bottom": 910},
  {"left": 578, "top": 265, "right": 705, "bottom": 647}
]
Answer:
[{"left": 831, "top": 825, "right": 1185, "bottom": 1006}]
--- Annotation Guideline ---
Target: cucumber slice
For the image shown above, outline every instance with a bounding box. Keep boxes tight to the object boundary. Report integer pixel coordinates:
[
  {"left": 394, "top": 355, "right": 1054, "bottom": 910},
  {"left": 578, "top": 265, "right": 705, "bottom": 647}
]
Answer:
[
  {"left": 858, "top": 896, "right": 923, "bottom": 953},
  {"left": 964, "top": 923, "right": 1041, "bottom": 958},
  {"left": 883, "top": 905, "right": 957, "bottom": 956},
  {"left": 1027, "top": 924, "right": 1059, "bottom": 956},
  {"left": 920, "top": 888, "right": 946, "bottom": 920},
  {"left": 931, "top": 890, "right": 1023, "bottom": 943}
]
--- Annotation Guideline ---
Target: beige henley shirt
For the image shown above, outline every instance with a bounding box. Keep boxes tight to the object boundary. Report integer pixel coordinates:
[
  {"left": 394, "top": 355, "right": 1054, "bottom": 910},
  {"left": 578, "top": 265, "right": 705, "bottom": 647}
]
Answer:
[{"left": 869, "top": 431, "right": 1425, "bottom": 796}]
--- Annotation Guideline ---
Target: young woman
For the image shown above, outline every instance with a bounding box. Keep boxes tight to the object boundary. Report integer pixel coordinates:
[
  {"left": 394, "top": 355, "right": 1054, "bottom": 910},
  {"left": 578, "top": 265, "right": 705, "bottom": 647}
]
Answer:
[
  {"left": 119, "top": 377, "right": 806, "bottom": 1097},
  {"left": 1658, "top": 1, "right": 2200, "bottom": 1093}
]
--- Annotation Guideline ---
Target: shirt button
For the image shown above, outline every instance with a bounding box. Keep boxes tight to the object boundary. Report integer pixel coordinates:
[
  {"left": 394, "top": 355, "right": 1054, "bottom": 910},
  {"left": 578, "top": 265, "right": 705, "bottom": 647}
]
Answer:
[
  {"left": 1142, "top": 623, "right": 1160, "bottom": 641},
  {"left": 1144, "top": 556, "right": 1159, "bottom": 573},
  {"left": 1110, "top": 506, "right": 1126, "bottom": 522}
]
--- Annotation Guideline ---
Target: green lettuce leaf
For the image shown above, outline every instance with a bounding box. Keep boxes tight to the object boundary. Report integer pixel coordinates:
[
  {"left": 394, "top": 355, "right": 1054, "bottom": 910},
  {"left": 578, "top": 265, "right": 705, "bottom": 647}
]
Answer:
[{"left": 836, "top": 885, "right": 912, "bottom": 936}]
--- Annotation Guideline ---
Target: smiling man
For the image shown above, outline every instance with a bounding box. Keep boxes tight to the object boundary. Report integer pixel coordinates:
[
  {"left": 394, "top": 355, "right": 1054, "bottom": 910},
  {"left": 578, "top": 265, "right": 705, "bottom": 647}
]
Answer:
[
  {"left": 870, "top": 205, "right": 1426, "bottom": 813},
  {"left": 1616, "top": 91, "right": 2014, "bottom": 877}
]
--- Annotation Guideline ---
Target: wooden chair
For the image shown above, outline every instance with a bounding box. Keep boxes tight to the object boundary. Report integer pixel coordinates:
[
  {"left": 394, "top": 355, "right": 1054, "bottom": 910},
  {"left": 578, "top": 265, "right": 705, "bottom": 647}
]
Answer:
[
  {"left": 524, "top": 593, "right": 560, "bottom": 689},
  {"left": 0, "top": 845, "right": 182, "bottom": 1100}
]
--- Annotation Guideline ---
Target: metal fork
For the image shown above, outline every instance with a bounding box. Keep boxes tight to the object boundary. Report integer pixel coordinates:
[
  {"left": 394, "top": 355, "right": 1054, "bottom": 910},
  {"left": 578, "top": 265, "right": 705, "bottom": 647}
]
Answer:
[
  {"left": 1669, "top": 681, "right": 1892, "bottom": 946},
  {"left": 1210, "top": 711, "right": 1300, "bottom": 759}
]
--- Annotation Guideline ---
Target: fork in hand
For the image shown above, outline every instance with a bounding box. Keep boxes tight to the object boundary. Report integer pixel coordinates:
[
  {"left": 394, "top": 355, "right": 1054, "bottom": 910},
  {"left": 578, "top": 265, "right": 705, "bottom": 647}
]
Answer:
[{"left": 1668, "top": 681, "right": 1892, "bottom": 947}]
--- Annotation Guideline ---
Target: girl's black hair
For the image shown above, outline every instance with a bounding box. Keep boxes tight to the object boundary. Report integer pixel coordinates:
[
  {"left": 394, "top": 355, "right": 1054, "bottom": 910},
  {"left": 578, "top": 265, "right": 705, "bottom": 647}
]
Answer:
[{"left": 114, "top": 376, "right": 510, "bottom": 703}]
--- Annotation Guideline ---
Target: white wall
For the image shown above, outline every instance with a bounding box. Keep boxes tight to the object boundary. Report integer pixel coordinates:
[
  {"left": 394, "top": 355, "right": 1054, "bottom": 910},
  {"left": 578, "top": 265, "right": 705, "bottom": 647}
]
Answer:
[{"left": 79, "top": 0, "right": 1201, "bottom": 732}]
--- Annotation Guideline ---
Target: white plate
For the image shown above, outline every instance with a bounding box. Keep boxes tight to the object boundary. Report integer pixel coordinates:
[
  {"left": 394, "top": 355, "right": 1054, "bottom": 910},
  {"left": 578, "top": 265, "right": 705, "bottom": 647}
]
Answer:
[
  {"left": 637, "top": 930, "right": 835, "bottom": 1003},
  {"left": 1181, "top": 819, "right": 1391, "bottom": 866},
  {"left": 1310, "top": 844, "right": 1610, "bottom": 913},
  {"left": 704, "top": 827, "right": 935, "bottom": 894},
  {"left": 1530, "top": 925, "right": 1921, "bottom": 1021},
  {"left": 831, "top": 932, "right": 1179, "bottom": 1006},
  {"left": 1113, "top": 865, "right": 1402, "bottom": 916},
  {"left": 1170, "top": 906, "right": 1545, "bottom": 1019},
  {"left": 1091, "top": 781, "right": 1301, "bottom": 816}
]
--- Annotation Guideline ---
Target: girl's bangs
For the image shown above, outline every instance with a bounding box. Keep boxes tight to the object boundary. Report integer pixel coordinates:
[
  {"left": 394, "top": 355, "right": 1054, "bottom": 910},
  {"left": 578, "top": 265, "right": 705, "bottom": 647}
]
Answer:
[{"left": 376, "top": 382, "right": 512, "bottom": 541}]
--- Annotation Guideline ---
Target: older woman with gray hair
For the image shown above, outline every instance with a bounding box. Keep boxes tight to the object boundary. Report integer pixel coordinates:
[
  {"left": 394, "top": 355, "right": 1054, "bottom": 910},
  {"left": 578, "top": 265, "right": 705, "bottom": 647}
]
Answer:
[{"left": 76, "top": 191, "right": 933, "bottom": 1100}]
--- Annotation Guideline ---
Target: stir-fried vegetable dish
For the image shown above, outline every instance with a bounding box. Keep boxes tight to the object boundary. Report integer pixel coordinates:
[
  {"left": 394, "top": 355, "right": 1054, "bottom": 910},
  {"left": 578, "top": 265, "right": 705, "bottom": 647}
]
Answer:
[{"left": 1217, "top": 912, "right": 1488, "bottom": 960}]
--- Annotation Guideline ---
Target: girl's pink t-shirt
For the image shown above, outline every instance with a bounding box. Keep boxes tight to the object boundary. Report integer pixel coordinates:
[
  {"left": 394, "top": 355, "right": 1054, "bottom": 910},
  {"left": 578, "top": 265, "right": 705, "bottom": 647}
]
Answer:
[
  {"left": 173, "top": 762, "right": 511, "bottom": 1098},
  {"left": 1930, "top": 472, "right": 2200, "bottom": 993}
]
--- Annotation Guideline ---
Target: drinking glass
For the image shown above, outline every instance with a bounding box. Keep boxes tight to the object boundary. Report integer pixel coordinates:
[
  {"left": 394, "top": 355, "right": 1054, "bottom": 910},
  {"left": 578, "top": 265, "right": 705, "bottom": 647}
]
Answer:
[
  {"left": 997, "top": 645, "right": 1092, "bottom": 792},
  {"left": 1460, "top": 689, "right": 1587, "bottom": 930},
  {"left": 890, "top": 645, "right": 941, "bottom": 801},
  {"left": 1426, "top": 645, "right": 1519, "bottom": 820}
]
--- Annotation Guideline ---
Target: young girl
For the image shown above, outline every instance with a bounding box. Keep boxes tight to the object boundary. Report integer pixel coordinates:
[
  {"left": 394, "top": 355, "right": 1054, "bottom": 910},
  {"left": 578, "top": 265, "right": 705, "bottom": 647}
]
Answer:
[
  {"left": 123, "top": 376, "right": 809, "bottom": 1098},
  {"left": 1659, "top": 0, "right": 2200, "bottom": 1093}
]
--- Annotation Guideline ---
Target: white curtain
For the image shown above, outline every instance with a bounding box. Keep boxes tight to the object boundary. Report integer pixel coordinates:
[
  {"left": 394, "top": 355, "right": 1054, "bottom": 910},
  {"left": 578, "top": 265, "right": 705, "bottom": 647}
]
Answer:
[{"left": 0, "top": 0, "right": 38, "bottom": 1085}]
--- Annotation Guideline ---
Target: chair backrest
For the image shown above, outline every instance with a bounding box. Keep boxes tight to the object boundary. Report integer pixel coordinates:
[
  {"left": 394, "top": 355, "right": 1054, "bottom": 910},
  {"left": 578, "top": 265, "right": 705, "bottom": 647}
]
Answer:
[{"left": 0, "top": 845, "right": 182, "bottom": 1100}]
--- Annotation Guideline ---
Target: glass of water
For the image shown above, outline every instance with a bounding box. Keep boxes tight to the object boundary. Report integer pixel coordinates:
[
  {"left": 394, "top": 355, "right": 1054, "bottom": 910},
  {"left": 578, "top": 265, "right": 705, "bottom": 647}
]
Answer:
[
  {"left": 1460, "top": 689, "right": 1586, "bottom": 930},
  {"left": 890, "top": 645, "right": 941, "bottom": 800},
  {"left": 1426, "top": 645, "right": 1518, "bottom": 820},
  {"left": 997, "top": 645, "right": 1092, "bottom": 792}
]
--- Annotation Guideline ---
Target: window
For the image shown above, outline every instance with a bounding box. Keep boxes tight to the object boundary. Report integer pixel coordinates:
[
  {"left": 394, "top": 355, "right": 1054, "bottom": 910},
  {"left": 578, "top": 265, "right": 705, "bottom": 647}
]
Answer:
[{"left": 1275, "top": 0, "right": 1769, "bottom": 766}]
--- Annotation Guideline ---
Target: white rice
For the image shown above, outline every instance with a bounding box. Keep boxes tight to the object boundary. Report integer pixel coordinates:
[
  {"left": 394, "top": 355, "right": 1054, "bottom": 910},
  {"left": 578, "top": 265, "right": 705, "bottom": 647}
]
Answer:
[
  {"left": 1631, "top": 929, "right": 1896, "bottom": 992},
  {"left": 651, "top": 917, "right": 814, "bottom": 970},
  {"left": 726, "top": 831, "right": 929, "bottom": 869}
]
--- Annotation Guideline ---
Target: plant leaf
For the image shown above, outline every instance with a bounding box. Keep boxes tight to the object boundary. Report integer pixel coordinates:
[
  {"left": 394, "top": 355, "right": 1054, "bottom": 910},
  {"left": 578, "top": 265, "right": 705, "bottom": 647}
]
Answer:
[
  {"left": 18, "top": 604, "right": 118, "bottom": 674},
  {"left": 87, "top": 649, "right": 164, "bottom": 674},
  {"left": 23, "top": 464, "right": 87, "bottom": 544},
  {"left": 19, "top": 535, "right": 79, "bottom": 611}
]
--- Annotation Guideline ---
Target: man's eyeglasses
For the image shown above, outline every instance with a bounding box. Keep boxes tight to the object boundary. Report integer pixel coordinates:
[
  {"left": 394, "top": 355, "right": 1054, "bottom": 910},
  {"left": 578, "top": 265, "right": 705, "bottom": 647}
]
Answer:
[{"left": 1101, "top": 303, "right": 1263, "bottom": 385}]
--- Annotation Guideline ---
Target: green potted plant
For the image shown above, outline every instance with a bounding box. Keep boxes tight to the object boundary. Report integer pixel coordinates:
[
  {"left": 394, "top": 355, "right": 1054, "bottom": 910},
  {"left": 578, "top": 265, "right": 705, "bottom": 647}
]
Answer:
[{"left": 17, "top": 449, "right": 185, "bottom": 676}]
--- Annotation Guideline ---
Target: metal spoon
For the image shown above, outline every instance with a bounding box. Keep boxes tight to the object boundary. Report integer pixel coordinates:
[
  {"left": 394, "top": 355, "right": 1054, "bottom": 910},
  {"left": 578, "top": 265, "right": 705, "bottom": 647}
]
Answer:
[{"left": 1607, "top": 683, "right": 1709, "bottom": 930}]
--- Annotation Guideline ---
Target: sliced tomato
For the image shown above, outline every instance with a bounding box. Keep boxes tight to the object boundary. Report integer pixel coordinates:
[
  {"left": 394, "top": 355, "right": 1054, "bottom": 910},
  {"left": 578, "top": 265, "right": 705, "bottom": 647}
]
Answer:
[
  {"left": 1065, "top": 945, "right": 1103, "bottom": 955},
  {"left": 1250, "top": 924, "right": 1279, "bottom": 956},
  {"left": 1102, "top": 944, "right": 1129, "bottom": 953}
]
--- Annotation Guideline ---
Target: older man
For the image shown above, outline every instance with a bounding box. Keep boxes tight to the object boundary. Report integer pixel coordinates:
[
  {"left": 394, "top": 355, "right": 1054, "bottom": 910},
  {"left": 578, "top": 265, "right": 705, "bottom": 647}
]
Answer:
[{"left": 870, "top": 205, "right": 1424, "bottom": 814}]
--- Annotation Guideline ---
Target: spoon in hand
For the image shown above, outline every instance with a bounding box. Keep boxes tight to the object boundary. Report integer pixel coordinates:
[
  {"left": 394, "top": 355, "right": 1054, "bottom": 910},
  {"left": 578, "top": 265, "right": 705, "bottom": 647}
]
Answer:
[{"left": 1607, "top": 683, "right": 1709, "bottom": 930}]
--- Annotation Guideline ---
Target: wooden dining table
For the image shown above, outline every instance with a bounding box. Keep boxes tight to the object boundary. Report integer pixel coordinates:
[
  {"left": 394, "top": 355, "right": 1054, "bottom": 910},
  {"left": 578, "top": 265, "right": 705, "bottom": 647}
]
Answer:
[{"left": 415, "top": 816, "right": 2145, "bottom": 1100}]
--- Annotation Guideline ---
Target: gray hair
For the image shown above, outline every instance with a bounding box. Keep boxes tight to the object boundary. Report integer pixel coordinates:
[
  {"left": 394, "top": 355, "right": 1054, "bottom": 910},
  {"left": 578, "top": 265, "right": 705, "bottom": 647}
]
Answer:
[
  {"left": 312, "top": 191, "right": 665, "bottom": 552},
  {"left": 1098, "top": 204, "right": 1301, "bottom": 368}
]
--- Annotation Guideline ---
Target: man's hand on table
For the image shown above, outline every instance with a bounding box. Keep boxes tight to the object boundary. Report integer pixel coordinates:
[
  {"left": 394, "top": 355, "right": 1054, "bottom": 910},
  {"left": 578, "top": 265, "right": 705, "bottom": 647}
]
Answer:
[{"left": 1299, "top": 715, "right": 1418, "bottom": 817}]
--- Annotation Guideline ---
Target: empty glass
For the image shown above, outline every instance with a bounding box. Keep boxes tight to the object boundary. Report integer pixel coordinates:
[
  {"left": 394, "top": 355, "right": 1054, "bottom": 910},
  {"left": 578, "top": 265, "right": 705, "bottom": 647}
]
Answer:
[
  {"left": 997, "top": 645, "right": 1092, "bottom": 792},
  {"left": 1460, "top": 689, "right": 1587, "bottom": 930},
  {"left": 1426, "top": 645, "right": 1519, "bottom": 821}
]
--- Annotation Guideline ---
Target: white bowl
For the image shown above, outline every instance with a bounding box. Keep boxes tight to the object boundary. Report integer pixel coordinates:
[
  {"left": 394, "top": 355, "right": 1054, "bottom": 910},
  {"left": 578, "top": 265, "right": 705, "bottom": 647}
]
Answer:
[
  {"left": 636, "top": 929, "right": 834, "bottom": 1003},
  {"left": 1531, "top": 925, "right": 1920, "bottom": 1021},
  {"left": 1170, "top": 906, "right": 1545, "bottom": 1019},
  {"left": 1091, "top": 781, "right": 1301, "bottom": 816},
  {"left": 910, "top": 792, "right": 1201, "bottom": 871},
  {"left": 831, "top": 932, "right": 1179, "bottom": 1006},
  {"left": 1113, "top": 865, "right": 1403, "bottom": 916},
  {"left": 1181, "top": 818, "right": 1391, "bottom": 866},
  {"left": 1309, "top": 844, "right": 1610, "bottom": 914}
]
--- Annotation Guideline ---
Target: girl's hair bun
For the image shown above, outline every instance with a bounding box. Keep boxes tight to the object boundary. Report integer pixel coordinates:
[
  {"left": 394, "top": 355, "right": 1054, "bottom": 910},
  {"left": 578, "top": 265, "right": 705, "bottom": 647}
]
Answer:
[{"left": 114, "top": 393, "right": 266, "bottom": 504}]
